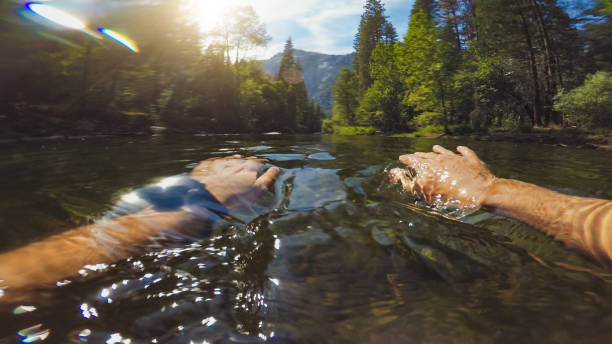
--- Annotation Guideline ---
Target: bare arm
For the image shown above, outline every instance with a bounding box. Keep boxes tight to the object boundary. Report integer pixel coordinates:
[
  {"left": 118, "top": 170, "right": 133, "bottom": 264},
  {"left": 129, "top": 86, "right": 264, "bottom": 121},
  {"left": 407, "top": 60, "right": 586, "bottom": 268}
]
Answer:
[
  {"left": 0, "top": 157, "right": 279, "bottom": 291},
  {"left": 0, "top": 209, "right": 204, "bottom": 289},
  {"left": 392, "top": 145, "right": 612, "bottom": 264},
  {"left": 483, "top": 178, "right": 612, "bottom": 263}
]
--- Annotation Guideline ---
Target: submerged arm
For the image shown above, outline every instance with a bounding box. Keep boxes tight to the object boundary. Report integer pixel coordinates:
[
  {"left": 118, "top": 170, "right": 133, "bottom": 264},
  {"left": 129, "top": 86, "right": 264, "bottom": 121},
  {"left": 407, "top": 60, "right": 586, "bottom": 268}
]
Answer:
[
  {"left": 393, "top": 145, "right": 612, "bottom": 264},
  {"left": 0, "top": 157, "right": 279, "bottom": 291},
  {"left": 0, "top": 208, "right": 204, "bottom": 289}
]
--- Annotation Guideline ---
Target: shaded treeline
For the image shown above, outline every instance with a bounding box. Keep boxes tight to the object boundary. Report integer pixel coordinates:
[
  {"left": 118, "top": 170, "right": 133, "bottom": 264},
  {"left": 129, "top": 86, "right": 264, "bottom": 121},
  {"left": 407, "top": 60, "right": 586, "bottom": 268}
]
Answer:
[
  {"left": 327, "top": 0, "right": 612, "bottom": 134},
  {"left": 0, "top": 1, "right": 322, "bottom": 138}
]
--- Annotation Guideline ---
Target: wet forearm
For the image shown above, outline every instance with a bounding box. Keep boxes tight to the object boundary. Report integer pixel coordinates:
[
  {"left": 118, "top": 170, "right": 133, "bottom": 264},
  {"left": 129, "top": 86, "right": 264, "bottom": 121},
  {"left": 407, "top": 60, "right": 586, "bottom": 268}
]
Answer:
[
  {"left": 0, "top": 209, "right": 205, "bottom": 289},
  {"left": 483, "top": 178, "right": 612, "bottom": 263}
]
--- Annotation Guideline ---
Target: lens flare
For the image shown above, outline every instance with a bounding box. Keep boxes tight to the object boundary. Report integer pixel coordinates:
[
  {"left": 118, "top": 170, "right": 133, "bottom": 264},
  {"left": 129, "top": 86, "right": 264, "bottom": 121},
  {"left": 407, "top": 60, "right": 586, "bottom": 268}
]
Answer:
[
  {"left": 25, "top": 2, "right": 86, "bottom": 30},
  {"left": 98, "top": 28, "right": 140, "bottom": 53}
]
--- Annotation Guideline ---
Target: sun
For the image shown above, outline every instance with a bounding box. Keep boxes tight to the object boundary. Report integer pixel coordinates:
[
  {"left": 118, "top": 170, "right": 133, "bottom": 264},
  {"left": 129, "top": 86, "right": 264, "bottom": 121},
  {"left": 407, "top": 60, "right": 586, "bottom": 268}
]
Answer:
[{"left": 183, "top": 0, "right": 241, "bottom": 32}]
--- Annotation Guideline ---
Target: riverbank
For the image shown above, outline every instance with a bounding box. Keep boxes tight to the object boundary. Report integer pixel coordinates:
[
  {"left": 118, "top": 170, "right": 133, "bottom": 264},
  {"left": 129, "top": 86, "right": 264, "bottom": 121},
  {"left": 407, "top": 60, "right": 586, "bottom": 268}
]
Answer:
[
  {"left": 332, "top": 125, "right": 612, "bottom": 150},
  {"left": 2, "top": 126, "right": 611, "bottom": 150},
  {"left": 456, "top": 130, "right": 612, "bottom": 150},
  {"left": 398, "top": 129, "right": 612, "bottom": 150}
]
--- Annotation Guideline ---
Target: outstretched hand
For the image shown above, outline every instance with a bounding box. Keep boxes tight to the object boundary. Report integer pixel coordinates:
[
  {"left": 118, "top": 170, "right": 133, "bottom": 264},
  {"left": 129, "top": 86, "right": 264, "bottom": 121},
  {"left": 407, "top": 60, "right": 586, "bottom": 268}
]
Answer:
[
  {"left": 390, "top": 145, "right": 496, "bottom": 208},
  {"left": 190, "top": 156, "right": 280, "bottom": 208},
  {"left": 0, "top": 156, "right": 281, "bottom": 295}
]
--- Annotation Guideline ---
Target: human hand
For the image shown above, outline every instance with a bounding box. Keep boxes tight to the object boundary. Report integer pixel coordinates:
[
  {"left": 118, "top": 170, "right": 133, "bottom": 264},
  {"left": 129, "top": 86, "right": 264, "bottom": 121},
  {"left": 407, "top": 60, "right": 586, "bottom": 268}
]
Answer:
[
  {"left": 0, "top": 156, "right": 280, "bottom": 295},
  {"left": 190, "top": 156, "right": 280, "bottom": 208},
  {"left": 390, "top": 145, "right": 496, "bottom": 208}
]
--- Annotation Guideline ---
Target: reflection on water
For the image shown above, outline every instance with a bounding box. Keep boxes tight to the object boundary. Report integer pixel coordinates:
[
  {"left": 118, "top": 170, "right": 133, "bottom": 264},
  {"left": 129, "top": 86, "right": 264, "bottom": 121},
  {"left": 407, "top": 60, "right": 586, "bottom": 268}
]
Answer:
[{"left": 1, "top": 135, "right": 612, "bottom": 343}]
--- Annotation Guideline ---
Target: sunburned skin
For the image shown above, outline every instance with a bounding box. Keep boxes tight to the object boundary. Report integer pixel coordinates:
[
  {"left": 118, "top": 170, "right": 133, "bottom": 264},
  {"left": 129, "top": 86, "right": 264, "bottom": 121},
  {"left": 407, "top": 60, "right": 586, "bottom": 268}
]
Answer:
[
  {"left": 392, "top": 145, "right": 612, "bottom": 266},
  {"left": 0, "top": 156, "right": 280, "bottom": 299}
]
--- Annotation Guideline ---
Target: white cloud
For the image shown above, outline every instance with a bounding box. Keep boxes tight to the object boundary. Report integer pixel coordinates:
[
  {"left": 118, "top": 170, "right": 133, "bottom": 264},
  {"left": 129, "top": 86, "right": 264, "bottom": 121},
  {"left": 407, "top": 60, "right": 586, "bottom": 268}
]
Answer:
[
  {"left": 188, "top": 0, "right": 414, "bottom": 58},
  {"left": 246, "top": 0, "right": 364, "bottom": 57}
]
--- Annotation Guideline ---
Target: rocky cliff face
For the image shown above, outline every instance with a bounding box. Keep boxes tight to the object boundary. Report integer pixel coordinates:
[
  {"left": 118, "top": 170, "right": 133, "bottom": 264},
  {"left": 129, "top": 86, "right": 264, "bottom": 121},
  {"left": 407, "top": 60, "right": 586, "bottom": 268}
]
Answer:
[{"left": 262, "top": 50, "right": 354, "bottom": 114}]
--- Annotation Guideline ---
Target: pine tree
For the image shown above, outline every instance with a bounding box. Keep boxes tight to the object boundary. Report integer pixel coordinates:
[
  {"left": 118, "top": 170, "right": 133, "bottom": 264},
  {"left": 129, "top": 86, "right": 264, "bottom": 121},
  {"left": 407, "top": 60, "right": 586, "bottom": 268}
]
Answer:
[
  {"left": 276, "top": 38, "right": 319, "bottom": 132},
  {"left": 332, "top": 67, "right": 359, "bottom": 125},
  {"left": 437, "top": 0, "right": 462, "bottom": 49},
  {"left": 411, "top": 0, "right": 435, "bottom": 18},
  {"left": 353, "top": 0, "right": 393, "bottom": 94},
  {"left": 383, "top": 23, "right": 398, "bottom": 44},
  {"left": 278, "top": 38, "right": 298, "bottom": 82},
  {"left": 586, "top": 0, "right": 612, "bottom": 72},
  {"left": 367, "top": 41, "right": 406, "bottom": 131},
  {"left": 400, "top": 7, "right": 441, "bottom": 114}
]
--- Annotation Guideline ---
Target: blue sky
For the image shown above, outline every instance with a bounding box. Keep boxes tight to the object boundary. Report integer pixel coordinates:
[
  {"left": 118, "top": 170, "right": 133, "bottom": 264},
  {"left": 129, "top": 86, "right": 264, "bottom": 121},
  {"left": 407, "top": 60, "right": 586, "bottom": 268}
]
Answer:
[
  {"left": 25, "top": 0, "right": 416, "bottom": 58},
  {"left": 253, "top": 0, "right": 595, "bottom": 58},
  {"left": 19, "top": 0, "right": 596, "bottom": 59},
  {"left": 251, "top": 0, "right": 417, "bottom": 58}
]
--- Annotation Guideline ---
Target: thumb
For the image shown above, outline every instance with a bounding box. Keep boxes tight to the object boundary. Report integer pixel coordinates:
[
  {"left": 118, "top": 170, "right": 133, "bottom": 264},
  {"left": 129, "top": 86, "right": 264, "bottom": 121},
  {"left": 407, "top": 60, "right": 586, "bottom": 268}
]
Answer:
[{"left": 254, "top": 167, "right": 281, "bottom": 191}]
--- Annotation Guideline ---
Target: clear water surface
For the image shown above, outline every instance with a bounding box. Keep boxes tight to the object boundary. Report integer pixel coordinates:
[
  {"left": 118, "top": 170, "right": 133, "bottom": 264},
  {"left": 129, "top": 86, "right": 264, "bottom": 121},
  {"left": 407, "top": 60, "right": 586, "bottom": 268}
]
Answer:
[{"left": 0, "top": 135, "right": 611, "bottom": 343}]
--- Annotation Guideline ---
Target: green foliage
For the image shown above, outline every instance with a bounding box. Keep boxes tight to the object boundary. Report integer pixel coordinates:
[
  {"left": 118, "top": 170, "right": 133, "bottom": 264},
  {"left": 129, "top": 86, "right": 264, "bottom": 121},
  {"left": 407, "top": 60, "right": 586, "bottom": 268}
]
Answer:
[
  {"left": 262, "top": 50, "right": 353, "bottom": 113},
  {"left": 353, "top": 0, "right": 395, "bottom": 94},
  {"left": 365, "top": 42, "right": 407, "bottom": 132},
  {"left": 332, "top": 67, "right": 359, "bottom": 125},
  {"left": 274, "top": 38, "right": 321, "bottom": 133},
  {"left": 218, "top": 6, "right": 271, "bottom": 64},
  {"left": 554, "top": 72, "right": 612, "bottom": 128},
  {"left": 335, "top": 126, "right": 377, "bottom": 135},
  {"left": 339, "top": 0, "right": 591, "bottom": 134},
  {"left": 586, "top": 3, "right": 612, "bottom": 72},
  {"left": 411, "top": 111, "right": 444, "bottom": 127},
  {"left": 392, "top": 125, "right": 445, "bottom": 138},
  {"left": 501, "top": 113, "right": 532, "bottom": 133},
  {"left": 411, "top": 0, "right": 435, "bottom": 17},
  {"left": 355, "top": 85, "right": 384, "bottom": 127},
  {"left": 321, "top": 118, "right": 334, "bottom": 134},
  {"left": 0, "top": 1, "right": 320, "bottom": 137},
  {"left": 449, "top": 124, "right": 482, "bottom": 136},
  {"left": 400, "top": 10, "right": 440, "bottom": 113},
  {"left": 601, "top": 0, "right": 612, "bottom": 14},
  {"left": 277, "top": 38, "right": 300, "bottom": 82}
]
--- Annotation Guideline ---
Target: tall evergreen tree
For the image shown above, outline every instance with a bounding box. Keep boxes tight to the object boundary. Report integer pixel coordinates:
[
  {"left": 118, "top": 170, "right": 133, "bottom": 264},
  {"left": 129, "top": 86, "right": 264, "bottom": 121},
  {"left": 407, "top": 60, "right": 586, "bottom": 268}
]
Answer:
[
  {"left": 411, "top": 0, "right": 435, "bottom": 18},
  {"left": 275, "top": 38, "right": 318, "bottom": 132},
  {"left": 399, "top": 6, "right": 442, "bottom": 117},
  {"left": 353, "top": 0, "right": 393, "bottom": 94},
  {"left": 332, "top": 67, "right": 359, "bottom": 125},
  {"left": 278, "top": 38, "right": 298, "bottom": 82},
  {"left": 585, "top": 0, "right": 612, "bottom": 72},
  {"left": 383, "top": 23, "right": 398, "bottom": 44},
  {"left": 365, "top": 41, "right": 406, "bottom": 131},
  {"left": 437, "top": 0, "right": 462, "bottom": 49}
]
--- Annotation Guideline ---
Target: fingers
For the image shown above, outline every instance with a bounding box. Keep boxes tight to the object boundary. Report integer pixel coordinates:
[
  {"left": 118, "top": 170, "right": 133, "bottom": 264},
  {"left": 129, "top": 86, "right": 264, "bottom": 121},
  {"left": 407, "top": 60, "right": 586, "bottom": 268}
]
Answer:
[
  {"left": 433, "top": 145, "right": 454, "bottom": 155},
  {"left": 253, "top": 167, "right": 281, "bottom": 190},
  {"left": 388, "top": 168, "right": 409, "bottom": 185},
  {"left": 400, "top": 153, "right": 426, "bottom": 163},
  {"left": 456, "top": 146, "right": 482, "bottom": 164},
  {"left": 399, "top": 153, "right": 429, "bottom": 167},
  {"left": 399, "top": 154, "right": 410, "bottom": 165},
  {"left": 401, "top": 146, "right": 482, "bottom": 166},
  {"left": 415, "top": 152, "right": 438, "bottom": 159},
  {"left": 400, "top": 149, "right": 444, "bottom": 165}
]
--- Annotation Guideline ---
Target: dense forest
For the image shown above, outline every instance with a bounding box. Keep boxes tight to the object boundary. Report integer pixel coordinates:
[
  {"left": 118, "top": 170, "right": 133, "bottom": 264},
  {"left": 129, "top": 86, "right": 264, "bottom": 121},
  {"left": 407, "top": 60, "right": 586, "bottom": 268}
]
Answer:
[
  {"left": 0, "top": 1, "right": 323, "bottom": 138},
  {"left": 327, "top": 0, "right": 612, "bottom": 134}
]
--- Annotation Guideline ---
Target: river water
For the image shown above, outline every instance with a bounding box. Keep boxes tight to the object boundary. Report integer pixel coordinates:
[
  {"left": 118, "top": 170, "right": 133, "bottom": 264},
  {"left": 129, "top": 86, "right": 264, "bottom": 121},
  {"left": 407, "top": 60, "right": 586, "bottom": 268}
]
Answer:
[{"left": 0, "top": 135, "right": 611, "bottom": 343}]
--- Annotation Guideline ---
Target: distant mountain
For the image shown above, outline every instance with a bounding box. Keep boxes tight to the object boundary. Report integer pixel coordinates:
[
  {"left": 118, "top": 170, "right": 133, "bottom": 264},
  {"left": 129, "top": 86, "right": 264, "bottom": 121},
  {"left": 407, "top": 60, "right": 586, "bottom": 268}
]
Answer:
[{"left": 262, "top": 50, "right": 354, "bottom": 114}]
